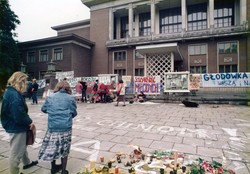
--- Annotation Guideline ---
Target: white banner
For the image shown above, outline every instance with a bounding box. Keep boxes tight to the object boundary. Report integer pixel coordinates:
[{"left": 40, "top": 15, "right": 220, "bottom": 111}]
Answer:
[
  {"left": 37, "top": 79, "right": 46, "bottom": 89},
  {"left": 56, "top": 71, "right": 74, "bottom": 80},
  {"left": 164, "top": 72, "right": 190, "bottom": 92},
  {"left": 202, "top": 72, "right": 250, "bottom": 87},
  {"left": 134, "top": 76, "right": 161, "bottom": 94}
]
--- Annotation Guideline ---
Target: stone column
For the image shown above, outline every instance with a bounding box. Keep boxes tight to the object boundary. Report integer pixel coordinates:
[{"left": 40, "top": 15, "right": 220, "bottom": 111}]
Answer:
[
  {"left": 151, "top": 0, "right": 156, "bottom": 35},
  {"left": 209, "top": 0, "right": 214, "bottom": 28},
  {"left": 181, "top": 0, "right": 187, "bottom": 31},
  {"left": 129, "top": 3, "right": 134, "bottom": 37},
  {"left": 240, "top": 0, "right": 247, "bottom": 25},
  {"left": 135, "top": 11, "right": 139, "bottom": 37},
  {"left": 116, "top": 17, "right": 121, "bottom": 39},
  {"left": 109, "top": 8, "right": 114, "bottom": 40}
]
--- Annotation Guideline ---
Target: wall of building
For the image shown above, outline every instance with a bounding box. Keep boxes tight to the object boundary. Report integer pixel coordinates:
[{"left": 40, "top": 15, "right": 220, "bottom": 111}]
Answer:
[
  {"left": 58, "top": 27, "right": 90, "bottom": 40},
  {"left": 71, "top": 44, "right": 91, "bottom": 77},
  {"left": 90, "top": 8, "right": 109, "bottom": 75},
  {"left": 247, "top": 0, "right": 250, "bottom": 72}
]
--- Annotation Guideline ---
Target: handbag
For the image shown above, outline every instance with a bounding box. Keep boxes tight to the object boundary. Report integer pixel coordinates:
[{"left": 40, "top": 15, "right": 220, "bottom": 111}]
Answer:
[{"left": 26, "top": 125, "right": 36, "bottom": 145}]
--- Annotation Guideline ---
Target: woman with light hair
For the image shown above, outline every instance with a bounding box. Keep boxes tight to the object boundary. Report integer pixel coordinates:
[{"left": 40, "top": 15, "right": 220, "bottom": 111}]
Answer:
[
  {"left": 0, "top": 71, "right": 38, "bottom": 174},
  {"left": 39, "top": 80, "right": 77, "bottom": 174}
]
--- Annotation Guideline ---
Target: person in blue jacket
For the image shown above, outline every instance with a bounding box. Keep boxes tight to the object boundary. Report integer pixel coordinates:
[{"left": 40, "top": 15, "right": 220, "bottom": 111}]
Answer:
[
  {"left": 38, "top": 81, "right": 77, "bottom": 174},
  {"left": 0, "top": 72, "right": 38, "bottom": 174}
]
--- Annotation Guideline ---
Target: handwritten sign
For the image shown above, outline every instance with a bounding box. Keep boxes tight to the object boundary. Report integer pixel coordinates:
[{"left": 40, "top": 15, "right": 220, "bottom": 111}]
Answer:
[
  {"left": 37, "top": 79, "right": 46, "bottom": 89},
  {"left": 134, "top": 76, "right": 161, "bottom": 94},
  {"left": 202, "top": 72, "right": 250, "bottom": 87},
  {"left": 56, "top": 71, "right": 74, "bottom": 80},
  {"left": 189, "top": 74, "right": 201, "bottom": 90}
]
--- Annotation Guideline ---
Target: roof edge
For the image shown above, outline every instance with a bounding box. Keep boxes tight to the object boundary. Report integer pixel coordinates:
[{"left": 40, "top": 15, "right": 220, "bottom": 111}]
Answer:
[{"left": 51, "top": 19, "right": 90, "bottom": 31}]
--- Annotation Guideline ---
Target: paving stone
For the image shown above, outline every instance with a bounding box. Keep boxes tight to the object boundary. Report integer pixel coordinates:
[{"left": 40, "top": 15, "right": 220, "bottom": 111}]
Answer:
[
  {"left": 149, "top": 141, "right": 173, "bottom": 150},
  {"left": 89, "top": 141, "right": 115, "bottom": 151},
  {"left": 95, "top": 134, "right": 116, "bottom": 141},
  {"left": 110, "top": 144, "right": 134, "bottom": 154},
  {"left": 180, "top": 124, "right": 196, "bottom": 129},
  {"left": 196, "top": 125, "right": 213, "bottom": 130},
  {"left": 197, "top": 147, "right": 223, "bottom": 158},
  {"left": 223, "top": 150, "right": 250, "bottom": 162},
  {"left": 183, "top": 137, "right": 205, "bottom": 146},
  {"left": 124, "top": 131, "right": 145, "bottom": 138},
  {"left": 172, "top": 143, "right": 196, "bottom": 154},
  {"left": 110, "top": 136, "right": 133, "bottom": 144},
  {"left": 162, "top": 135, "right": 183, "bottom": 144},
  {"left": 226, "top": 161, "right": 250, "bottom": 174},
  {"left": 141, "top": 133, "right": 163, "bottom": 140},
  {"left": 94, "top": 128, "right": 113, "bottom": 134},
  {"left": 129, "top": 138, "right": 153, "bottom": 148},
  {"left": 205, "top": 140, "right": 230, "bottom": 149}
]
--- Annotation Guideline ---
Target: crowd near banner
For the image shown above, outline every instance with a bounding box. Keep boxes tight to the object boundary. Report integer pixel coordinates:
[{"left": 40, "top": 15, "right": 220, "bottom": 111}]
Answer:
[
  {"left": 202, "top": 72, "right": 250, "bottom": 87},
  {"left": 55, "top": 71, "right": 74, "bottom": 80},
  {"left": 134, "top": 76, "right": 161, "bottom": 94},
  {"left": 164, "top": 72, "right": 190, "bottom": 92},
  {"left": 189, "top": 74, "right": 201, "bottom": 90}
]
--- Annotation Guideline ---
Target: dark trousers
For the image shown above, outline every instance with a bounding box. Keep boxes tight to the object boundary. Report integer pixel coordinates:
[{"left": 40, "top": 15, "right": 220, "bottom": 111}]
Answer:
[
  {"left": 32, "top": 91, "right": 37, "bottom": 104},
  {"left": 100, "top": 92, "right": 107, "bottom": 103},
  {"left": 81, "top": 90, "right": 87, "bottom": 102}
]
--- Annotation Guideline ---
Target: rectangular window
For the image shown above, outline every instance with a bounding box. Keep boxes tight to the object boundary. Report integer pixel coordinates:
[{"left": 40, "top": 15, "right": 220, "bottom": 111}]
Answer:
[
  {"left": 114, "top": 69, "right": 126, "bottom": 76},
  {"left": 139, "top": 12, "right": 151, "bottom": 36},
  {"left": 120, "top": 16, "right": 129, "bottom": 38},
  {"left": 214, "top": 0, "right": 234, "bottom": 28},
  {"left": 27, "top": 51, "right": 36, "bottom": 63},
  {"left": 135, "top": 68, "right": 144, "bottom": 76},
  {"left": 218, "top": 42, "right": 237, "bottom": 54},
  {"left": 114, "top": 51, "right": 126, "bottom": 61},
  {"left": 188, "top": 3, "right": 207, "bottom": 31},
  {"left": 54, "top": 48, "right": 63, "bottom": 61},
  {"left": 219, "top": 64, "right": 237, "bottom": 73},
  {"left": 39, "top": 49, "right": 48, "bottom": 62},
  {"left": 189, "top": 44, "right": 207, "bottom": 55},
  {"left": 160, "top": 7, "right": 182, "bottom": 34},
  {"left": 190, "top": 66, "right": 206, "bottom": 74}
]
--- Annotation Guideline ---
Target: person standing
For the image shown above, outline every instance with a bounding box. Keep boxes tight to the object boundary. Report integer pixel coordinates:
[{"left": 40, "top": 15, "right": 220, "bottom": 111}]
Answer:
[
  {"left": 38, "top": 81, "right": 77, "bottom": 174},
  {"left": 115, "top": 80, "right": 126, "bottom": 106},
  {"left": 75, "top": 81, "right": 83, "bottom": 102},
  {"left": 31, "top": 79, "right": 39, "bottom": 104},
  {"left": 0, "top": 72, "right": 38, "bottom": 174},
  {"left": 92, "top": 80, "right": 99, "bottom": 103},
  {"left": 80, "top": 81, "right": 87, "bottom": 102}
]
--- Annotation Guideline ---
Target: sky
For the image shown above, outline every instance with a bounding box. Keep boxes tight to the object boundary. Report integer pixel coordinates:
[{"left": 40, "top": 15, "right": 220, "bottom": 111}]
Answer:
[{"left": 9, "top": 0, "right": 90, "bottom": 42}]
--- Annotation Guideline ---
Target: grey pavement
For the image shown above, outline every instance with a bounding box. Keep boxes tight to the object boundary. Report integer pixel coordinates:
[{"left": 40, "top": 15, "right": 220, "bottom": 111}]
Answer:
[{"left": 0, "top": 101, "right": 250, "bottom": 173}]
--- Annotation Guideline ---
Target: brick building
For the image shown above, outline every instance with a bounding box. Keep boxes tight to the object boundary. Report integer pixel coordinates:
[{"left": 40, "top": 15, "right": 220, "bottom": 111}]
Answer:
[{"left": 19, "top": 0, "right": 250, "bottom": 80}]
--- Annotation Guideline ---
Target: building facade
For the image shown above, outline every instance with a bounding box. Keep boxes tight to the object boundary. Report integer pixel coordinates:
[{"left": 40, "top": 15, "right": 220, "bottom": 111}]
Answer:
[{"left": 19, "top": 0, "right": 250, "bottom": 80}]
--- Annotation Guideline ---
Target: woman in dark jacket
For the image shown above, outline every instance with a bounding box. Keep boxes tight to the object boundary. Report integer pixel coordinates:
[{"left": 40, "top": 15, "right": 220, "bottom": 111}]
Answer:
[
  {"left": 0, "top": 72, "right": 38, "bottom": 174},
  {"left": 38, "top": 81, "right": 77, "bottom": 174}
]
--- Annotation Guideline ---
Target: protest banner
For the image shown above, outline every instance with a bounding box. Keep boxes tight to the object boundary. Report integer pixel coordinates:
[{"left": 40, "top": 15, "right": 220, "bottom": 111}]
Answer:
[
  {"left": 164, "top": 72, "right": 190, "bottom": 92},
  {"left": 56, "top": 71, "right": 74, "bottom": 80},
  {"left": 202, "top": 72, "right": 250, "bottom": 87},
  {"left": 37, "top": 79, "right": 46, "bottom": 89},
  {"left": 189, "top": 74, "right": 201, "bottom": 90},
  {"left": 134, "top": 76, "right": 161, "bottom": 94}
]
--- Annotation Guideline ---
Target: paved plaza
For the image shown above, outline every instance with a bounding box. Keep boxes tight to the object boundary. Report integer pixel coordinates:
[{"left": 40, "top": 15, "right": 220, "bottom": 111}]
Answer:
[{"left": 0, "top": 101, "right": 250, "bottom": 173}]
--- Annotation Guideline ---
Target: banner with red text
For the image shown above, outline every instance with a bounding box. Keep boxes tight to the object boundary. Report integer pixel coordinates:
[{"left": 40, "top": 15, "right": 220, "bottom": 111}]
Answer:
[{"left": 134, "top": 76, "right": 161, "bottom": 94}]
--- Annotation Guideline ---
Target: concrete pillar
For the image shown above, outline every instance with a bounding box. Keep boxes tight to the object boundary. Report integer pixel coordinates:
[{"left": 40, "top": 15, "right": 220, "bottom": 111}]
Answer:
[
  {"left": 181, "top": 0, "right": 187, "bottom": 31},
  {"left": 151, "top": 0, "right": 156, "bottom": 34},
  {"left": 116, "top": 17, "right": 121, "bottom": 39},
  {"left": 109, "top": 8, "right": 114, "bottom": 40},
  {"left": 155, "top": 4, "right": 160, "bottom": 34},
  {"left": 129, "top": 3, "right": 134, "bottom": 37},
  {"left": 209, "top": 0, "right": 214, "bottom": 28},
  {"left": 240, "top": 0, "right": 247, "bottom": 25},
  {"left": 135, "top": 11, "right": 139, "bottom": 37}
]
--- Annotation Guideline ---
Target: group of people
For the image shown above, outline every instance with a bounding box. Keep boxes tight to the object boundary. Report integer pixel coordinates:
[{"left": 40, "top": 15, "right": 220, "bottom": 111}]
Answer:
[{"left": 1, "top": 72, "right": 77, "bottom": 174}]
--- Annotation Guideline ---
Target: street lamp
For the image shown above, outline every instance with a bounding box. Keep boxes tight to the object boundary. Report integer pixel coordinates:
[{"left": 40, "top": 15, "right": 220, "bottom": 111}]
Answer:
[{"left": 20, "top": 62, "right": 26, "bottom": 73}]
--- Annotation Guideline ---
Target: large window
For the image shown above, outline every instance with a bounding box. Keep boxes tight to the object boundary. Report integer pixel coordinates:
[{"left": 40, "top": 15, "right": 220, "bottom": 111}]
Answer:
[
  {"left": 39, "top": 49, "right": 48, "bottom": 62},
  {"left": 219, "top": 65, "right": 237, "bottom": 73},
  {"left": 190, "top": 66, "right": 206, "bottom": 74},
  {"left": 214, "top": 0, "right": 234, "bottom": 28},
  {"left": 114, "top": 69, "right": 126, "bottom": 76},
  {"left": 188, "top": 3, "right": 207, "bottom": 31},
  {"left": 120, "top": 16, "right": 129, "bottom": 38},
  {"left": 218, "top": 42, "right": 237, "bottom": 54},
  {"left": 114, "top": 51, "right": 126, "bottom": 61},
  {"left": 139, "top": 12, "right": 151, "bottom": 36},
  {"left": 27, "top": 51, "right": 36, "bottom": 63},
  {"left": 160, "top": 7, "right": 182, "bottom": 34},
  {"left": 135, "top": 68, "right": 144, "bottom": 76},
  {"left": 189, "top": 44, "right": 207, "bottom": 55},
  {"left": 54, "top": 48, "right": 63, "bottom": 61}
]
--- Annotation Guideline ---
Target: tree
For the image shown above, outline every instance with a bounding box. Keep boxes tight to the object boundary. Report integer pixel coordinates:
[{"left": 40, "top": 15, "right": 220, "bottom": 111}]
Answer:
[{"left": 0, "top": 0, "right": 20, "bottom": 97}]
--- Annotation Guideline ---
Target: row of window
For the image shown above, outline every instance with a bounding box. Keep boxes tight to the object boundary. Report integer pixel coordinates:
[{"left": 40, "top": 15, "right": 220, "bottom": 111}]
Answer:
[
  {"left": 26, "top": 48, "right": 63, "bottom": 63},
  {"left": 116, "top": 0, "right": 235, "bottom": 38},
  {"left": 190, "top": 65, "right": 238, "bottom": 74}
]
